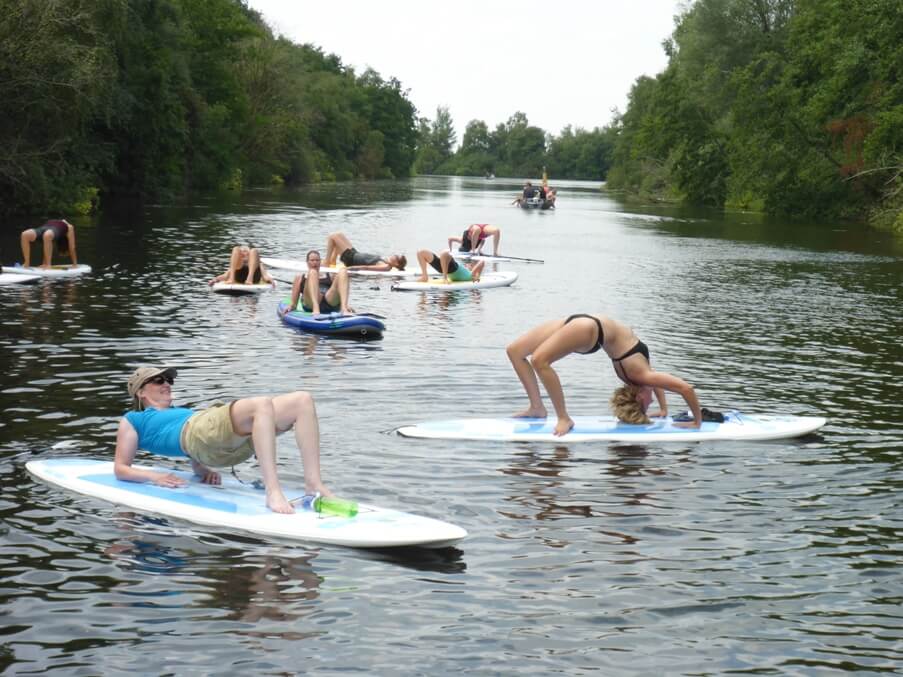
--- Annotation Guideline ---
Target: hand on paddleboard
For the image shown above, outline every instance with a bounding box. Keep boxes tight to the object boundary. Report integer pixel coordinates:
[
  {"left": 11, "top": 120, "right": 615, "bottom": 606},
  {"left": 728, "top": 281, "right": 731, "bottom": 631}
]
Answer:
[{"left": 152, "top": 472, "right": 187, "bottom": 488}]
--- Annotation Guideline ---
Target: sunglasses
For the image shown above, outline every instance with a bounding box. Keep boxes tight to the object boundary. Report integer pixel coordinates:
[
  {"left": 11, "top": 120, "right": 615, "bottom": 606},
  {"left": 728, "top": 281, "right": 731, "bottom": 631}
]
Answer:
[{"left": 144, "top": 375, "right": 174, "bottom": 387}]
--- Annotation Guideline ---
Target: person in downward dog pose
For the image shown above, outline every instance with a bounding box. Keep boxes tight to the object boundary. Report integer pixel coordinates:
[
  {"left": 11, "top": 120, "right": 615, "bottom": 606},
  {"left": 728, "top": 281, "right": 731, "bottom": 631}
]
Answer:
[
  {"left": 283, "top": 250, "right": 352, "bottom": 315},
  {"left": 20, "top": 218, "right": 78, "bottom": 268},
  {"left": 506, "top": 314, "right": 702, "bottom": 436},
  {"left": 415, "top": 249, "right": 485, "bottom": 283},
  {"left": 323, "top": 231, "right": 406, "bottom": 272},
  {"left": 115, "top": 366, "right": 332, "bottom": 514},
  {"left": 448, "top": 224, "right": 501, "bottom": 256}
]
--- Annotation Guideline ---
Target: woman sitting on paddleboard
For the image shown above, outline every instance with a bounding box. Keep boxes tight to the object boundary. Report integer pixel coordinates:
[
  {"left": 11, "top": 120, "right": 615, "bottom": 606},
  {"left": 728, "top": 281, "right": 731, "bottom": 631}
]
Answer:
[
  {"left": 506, "top": 315, "right": 702, "bottom": 435},
  {"left": 283, "top": 250, "right": 353, "bottom": 315}
]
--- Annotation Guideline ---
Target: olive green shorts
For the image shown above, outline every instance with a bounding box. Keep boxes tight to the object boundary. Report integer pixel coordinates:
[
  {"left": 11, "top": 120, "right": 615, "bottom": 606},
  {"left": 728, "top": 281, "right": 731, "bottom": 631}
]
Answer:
[{"left": 180, "top": 402, "right": 255, "bottom": 468}]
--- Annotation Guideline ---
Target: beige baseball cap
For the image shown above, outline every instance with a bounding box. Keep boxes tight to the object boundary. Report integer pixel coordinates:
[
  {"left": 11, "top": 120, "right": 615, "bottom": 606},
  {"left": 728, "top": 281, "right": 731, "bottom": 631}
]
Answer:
[{"left": 127, "top": 366, "right": 177, "bottom": 410}]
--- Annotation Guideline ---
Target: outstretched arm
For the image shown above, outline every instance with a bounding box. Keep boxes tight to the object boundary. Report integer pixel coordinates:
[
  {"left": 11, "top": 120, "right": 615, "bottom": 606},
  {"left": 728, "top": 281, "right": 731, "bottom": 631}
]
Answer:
[
  {"left": 66, "top": 224, "right": 78, "bottom": 265},
  {"left": 641, "top": 372, "right": 700, "bottom": 427},
  {"left": 648, "top": 388, "right": 668, "bottom": 417},
  {"left": 448, "top": 236, "right": 462, "bottom": 251},
  {"left": 347, "top": 262, "right": 393, "bottom": 272},
  {"left": 113, "top": 418, "right": 186, "bottom": 487},
  {"left": 208, "top": 269, "right": 229, "bottom": 285}
]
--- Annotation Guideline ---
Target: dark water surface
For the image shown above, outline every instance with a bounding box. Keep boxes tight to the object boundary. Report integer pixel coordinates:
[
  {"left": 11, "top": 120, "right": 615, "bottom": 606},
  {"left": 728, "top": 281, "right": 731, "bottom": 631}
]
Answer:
[{"left": 2, "top": 177, "right": 902, "bottom": 675}]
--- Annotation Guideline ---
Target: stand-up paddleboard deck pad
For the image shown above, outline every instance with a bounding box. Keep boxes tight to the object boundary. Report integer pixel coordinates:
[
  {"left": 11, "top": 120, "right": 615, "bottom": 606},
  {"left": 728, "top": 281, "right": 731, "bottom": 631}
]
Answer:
[
  {"left": 27, "top": 459, "right": 466, "bottom": 548},
  {"left": 6, "top": 264, "right": 92, "bottom": 277},
  {"left": 277, "top": 301, "right": 385, "bottom": 338},
  {"left": 392, "top": 271, "right": 518, "bottom": 291},
  {"left": 261, "top": 256, "right": 416, "bottom": 278},
  {"left": 212, "top": 281, "right": 273, "bottom": 295},
  {"left": 396, "top": 411, "right": 826, "bottom": 443}
]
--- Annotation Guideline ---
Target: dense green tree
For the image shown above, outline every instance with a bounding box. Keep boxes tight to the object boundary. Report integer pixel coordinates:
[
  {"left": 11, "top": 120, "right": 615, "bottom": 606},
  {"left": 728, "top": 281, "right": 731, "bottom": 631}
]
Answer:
[
  {"left": 607, "top": 0, "right": 903, "bottom": 226},
  {"left": 414, "top": 106, "right": 456, "bottom": 174},
  {"left": 0, "top": 0, "right": 419, "bottom": 217}
]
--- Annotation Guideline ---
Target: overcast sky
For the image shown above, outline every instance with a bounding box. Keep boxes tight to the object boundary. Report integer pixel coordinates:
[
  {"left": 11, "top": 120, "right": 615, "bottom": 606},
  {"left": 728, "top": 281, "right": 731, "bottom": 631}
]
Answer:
[{"left": 246, "top": 0, "right": 685, "bottom": 142}]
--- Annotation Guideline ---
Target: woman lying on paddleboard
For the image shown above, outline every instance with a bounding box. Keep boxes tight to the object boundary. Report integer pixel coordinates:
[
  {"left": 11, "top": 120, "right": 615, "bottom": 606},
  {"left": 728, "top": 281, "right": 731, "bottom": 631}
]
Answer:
[{"left": 506, "top": 314, "right": 702, "bottom": 435}]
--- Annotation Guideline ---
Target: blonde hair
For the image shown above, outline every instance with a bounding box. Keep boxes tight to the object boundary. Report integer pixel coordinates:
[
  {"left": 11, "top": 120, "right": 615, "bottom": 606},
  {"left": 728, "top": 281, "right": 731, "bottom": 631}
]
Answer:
[{"left": 610, "top": 385, "right": 651, "bottom": 424}]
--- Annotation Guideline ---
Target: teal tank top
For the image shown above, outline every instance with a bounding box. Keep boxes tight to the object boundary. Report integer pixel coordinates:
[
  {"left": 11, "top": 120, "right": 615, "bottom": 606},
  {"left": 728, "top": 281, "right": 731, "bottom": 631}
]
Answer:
[{"left": 124, "top": 407, "right": 193, "bottom": 457}]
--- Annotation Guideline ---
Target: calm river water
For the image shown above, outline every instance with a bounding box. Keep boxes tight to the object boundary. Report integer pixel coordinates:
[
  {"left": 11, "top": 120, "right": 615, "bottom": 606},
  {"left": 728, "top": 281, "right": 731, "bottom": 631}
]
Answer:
[{"left": 1, "top": 177, "right": 902, "bottom": 675}]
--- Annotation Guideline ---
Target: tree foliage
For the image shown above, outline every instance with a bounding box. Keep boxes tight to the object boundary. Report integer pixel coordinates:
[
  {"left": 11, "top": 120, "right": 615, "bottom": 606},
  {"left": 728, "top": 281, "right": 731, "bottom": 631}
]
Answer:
[
  {"left": 607, "top": 0, "right": 903, "bottom": 226},
  {"left": 0, "top": 0, "right": 418, "bottom": 216}
]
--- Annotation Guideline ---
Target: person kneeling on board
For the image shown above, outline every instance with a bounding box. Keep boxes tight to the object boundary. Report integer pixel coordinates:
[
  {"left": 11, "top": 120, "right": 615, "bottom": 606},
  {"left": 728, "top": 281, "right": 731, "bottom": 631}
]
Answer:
[
  {"left": 115, "top": 366, "right": 331, "bottom": 514},
  {"left": 415, "top": 249, "right": 484, "bottom": 283},
  {"left": 282, "top": 250, "right": 353, "bottom": 316},
  {"left": 506, "top": 314, "right": 702, "bottom": 436},
  {"left": 208, "top": 245, "right": 275, "bottom": 287}
]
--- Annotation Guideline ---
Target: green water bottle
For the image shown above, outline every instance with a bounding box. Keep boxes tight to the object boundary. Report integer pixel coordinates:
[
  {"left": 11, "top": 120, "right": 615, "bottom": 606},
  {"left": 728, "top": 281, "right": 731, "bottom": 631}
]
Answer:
[{"left": 316, "top": 495, "right": 358, "bottom": 517}]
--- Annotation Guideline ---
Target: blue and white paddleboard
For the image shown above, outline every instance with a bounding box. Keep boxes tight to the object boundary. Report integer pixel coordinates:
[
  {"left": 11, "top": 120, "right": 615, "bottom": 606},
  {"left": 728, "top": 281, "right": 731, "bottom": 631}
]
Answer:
[
  {"left": 26, "top": 459, "right": 466, "bottom": 549},
  {"left": 277, "top": 301, "right": 385, "bottom": 339},
  {"left": 212, "top": 281, "right": 274, "bottom": 295},
  {"left": 261, "top": 256, "right": 416, "bottom": 278},
  {"left": 6, "top": 263, "right": 92, "bottom": 277},
  {"left": 396, "top": 411, "right": 826, "bottom": 443},
  {"left": 391, "top": 271, "right": 518, "bottom": 292}
]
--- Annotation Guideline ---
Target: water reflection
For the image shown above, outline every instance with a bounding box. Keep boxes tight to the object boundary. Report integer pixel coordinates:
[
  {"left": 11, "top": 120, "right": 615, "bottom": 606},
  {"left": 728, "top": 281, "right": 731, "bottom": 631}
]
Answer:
[{"left": 1, "top": 177, "right": 902, "bottom": 674}]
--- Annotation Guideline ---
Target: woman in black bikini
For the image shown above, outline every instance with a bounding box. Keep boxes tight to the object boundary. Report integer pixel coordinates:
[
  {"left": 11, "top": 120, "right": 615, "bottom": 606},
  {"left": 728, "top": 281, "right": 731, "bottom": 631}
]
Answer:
[
  {"left": 20, "top": 219, "right": 77, "bottom": 268},
  {"left": 506, "top": 314, "right": 702, "bottom": 436}
]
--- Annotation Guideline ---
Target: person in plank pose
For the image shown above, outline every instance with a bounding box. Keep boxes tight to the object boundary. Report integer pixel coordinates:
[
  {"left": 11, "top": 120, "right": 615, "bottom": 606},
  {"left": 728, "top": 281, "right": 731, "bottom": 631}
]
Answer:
[
  {"left": 115, "top": 366, "right": 332, "bottom": 514},
  {"left": 20, "top": 219, "right": 78, "bottom": 268},
  {"left": 208, "top": 245, "right": 275, "bottom": 286},
  {"left": 282, "top": 250, "right": 353, "bottom": 315},
  {"left": 323, "top": 232, "right": 406, "bottom": 272},
  {"left": 448, "top": 224, "right": 501, "bottom": 257},
  {"left": 415, "top": 249, "right": 485, "bottom": 284},
  {"left": 506, "top": 314, "right": 702, "bottom": 436}
]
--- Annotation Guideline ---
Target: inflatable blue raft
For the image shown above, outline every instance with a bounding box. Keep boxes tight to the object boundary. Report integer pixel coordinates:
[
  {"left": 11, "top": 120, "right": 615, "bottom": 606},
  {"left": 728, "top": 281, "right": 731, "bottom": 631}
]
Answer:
[{"left": 277, "top": 301, "right": 385, "bottom": 339}]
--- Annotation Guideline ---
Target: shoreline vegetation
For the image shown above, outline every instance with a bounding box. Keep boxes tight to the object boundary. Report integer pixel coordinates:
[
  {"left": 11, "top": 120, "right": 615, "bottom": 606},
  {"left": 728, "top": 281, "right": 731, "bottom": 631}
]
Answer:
[{"left": 1, "top": 0, "right": 899, "bottom": 232}]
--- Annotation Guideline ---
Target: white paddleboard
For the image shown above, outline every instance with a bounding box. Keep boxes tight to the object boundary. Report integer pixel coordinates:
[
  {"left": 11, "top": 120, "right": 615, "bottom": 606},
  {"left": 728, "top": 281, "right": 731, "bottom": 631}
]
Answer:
[
  {"left": 5, "top": 263, "right": 91, "bottom": 277},
  {"left": 391, "top": 271, "right": 518, "bottom": 291},
  {"left": 211, "top": 281, "right": 274, "bottom": 295},
  {"left": 396, "top": 411, "right": 826, "bottom": 443},
  {"left": 261, "top": 256, "right": 416, "bottom": 278},
  {"left": 26, "top": 459, "right": 466, "bottom": 549},
  {"left": 0, "top": 272, "right": 41, "bottom": 286}
]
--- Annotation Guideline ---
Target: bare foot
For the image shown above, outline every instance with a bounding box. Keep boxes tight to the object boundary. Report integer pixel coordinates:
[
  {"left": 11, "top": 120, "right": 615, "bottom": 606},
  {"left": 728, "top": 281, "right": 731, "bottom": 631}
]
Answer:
[
  {"left": 553, "top": 416, "right": 575, "bottom": 437},
  {"left": 513, "top": 407, "right": 547, "bottom": 419},
  {"left": 416, "top": 275, "right": 429, "bottom": 282},
  {"left": 267, "top": 491, "right": 295, "bottom": 514},
  {"left": 306, "top": 482, "right": 334, "bottom": 498}
]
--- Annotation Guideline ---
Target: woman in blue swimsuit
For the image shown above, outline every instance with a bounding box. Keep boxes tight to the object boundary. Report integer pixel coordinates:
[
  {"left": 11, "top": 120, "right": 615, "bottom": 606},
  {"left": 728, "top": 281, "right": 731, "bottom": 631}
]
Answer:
[{"left": 506, "top": 314, "right": 702, "bottom": 435}]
